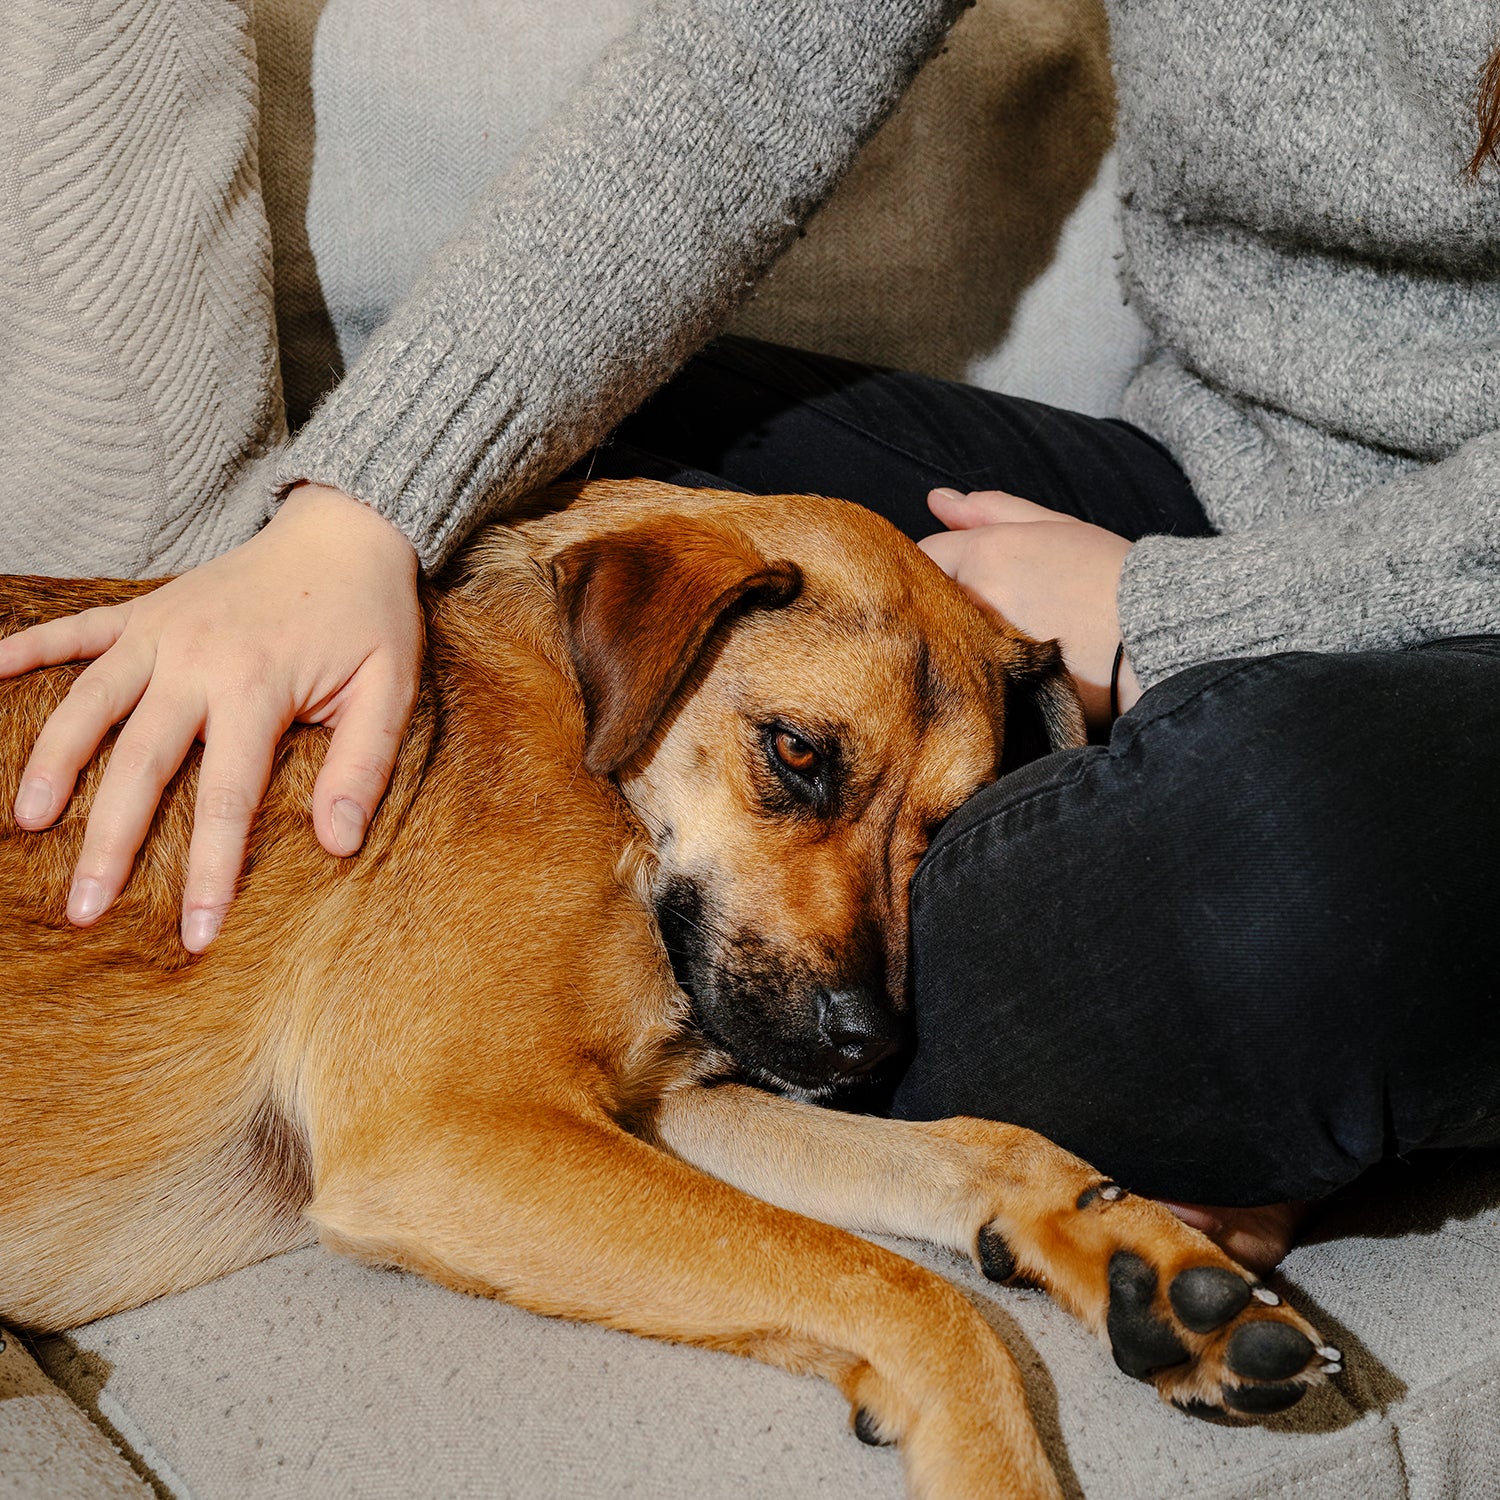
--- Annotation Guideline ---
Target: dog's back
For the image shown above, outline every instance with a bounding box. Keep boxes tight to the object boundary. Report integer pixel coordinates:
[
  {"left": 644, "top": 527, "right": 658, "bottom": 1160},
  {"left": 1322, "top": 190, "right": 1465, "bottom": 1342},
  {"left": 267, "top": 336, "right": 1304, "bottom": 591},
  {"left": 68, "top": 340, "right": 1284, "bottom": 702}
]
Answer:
[{"left": 0, "top": 528, "right": 684, "bottom": 1329}]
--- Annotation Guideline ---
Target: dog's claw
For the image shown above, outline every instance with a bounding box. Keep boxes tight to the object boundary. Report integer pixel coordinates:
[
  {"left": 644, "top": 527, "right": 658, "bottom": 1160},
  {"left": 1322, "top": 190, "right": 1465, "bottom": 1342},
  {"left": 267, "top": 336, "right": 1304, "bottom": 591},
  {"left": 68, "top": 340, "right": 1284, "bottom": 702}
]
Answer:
[
  {"left": 1251, "top": 1285, "right": 1281, "bottom": 1306},
  {"left": 1076, "top": 1180, "right": 1126, "bottom": 1209},
  {"left": 853, "top": 1406, "right": 893, "bottom": 1447}
]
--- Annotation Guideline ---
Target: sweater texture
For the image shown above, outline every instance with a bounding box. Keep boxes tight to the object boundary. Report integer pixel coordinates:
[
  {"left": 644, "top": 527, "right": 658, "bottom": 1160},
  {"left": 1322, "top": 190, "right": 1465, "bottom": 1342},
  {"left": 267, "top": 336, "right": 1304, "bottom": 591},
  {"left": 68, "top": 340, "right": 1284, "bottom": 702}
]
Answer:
[
  {"left": 275, "top": 0, "right": 971, "bottom": 570},
  {"left": 276, "top": 0, "right": 1500, "bottom": 685},
  {"left": 7, "top": 0, "right": 1494, "bottom": 683},
  {"left": 1108, "top": 0, "right": 1500, "bottom": 684},
  {"left": 0, "top": 0, "right": 286, "bottom": 577}
]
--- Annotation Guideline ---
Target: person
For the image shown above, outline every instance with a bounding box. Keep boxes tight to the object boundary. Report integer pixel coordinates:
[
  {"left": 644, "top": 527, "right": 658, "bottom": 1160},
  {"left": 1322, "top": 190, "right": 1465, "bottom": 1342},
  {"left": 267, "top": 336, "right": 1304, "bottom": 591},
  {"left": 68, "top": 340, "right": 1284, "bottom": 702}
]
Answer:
[{"left": 3, "top": 0, "right": 1499, "bottom": 1260}]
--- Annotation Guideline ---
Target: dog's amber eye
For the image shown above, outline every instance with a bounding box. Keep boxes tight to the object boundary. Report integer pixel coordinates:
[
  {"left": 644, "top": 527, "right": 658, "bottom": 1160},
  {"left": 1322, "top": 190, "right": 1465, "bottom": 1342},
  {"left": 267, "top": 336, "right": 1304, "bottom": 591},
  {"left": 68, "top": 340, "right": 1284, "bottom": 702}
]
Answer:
[
  {"left": 762, "top": 723, "right": 836, "bottom": 810},
  {"left": 772, "top": 729, "right": 821, "bottom": 777}
]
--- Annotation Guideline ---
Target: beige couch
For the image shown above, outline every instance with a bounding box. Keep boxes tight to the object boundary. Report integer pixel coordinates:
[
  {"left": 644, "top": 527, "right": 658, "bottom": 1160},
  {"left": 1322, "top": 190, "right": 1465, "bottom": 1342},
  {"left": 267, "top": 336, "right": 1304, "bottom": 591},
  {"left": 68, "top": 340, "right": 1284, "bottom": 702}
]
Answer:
[{"left": 5, "top": 3, "right": 1499, "bottom": 1496}]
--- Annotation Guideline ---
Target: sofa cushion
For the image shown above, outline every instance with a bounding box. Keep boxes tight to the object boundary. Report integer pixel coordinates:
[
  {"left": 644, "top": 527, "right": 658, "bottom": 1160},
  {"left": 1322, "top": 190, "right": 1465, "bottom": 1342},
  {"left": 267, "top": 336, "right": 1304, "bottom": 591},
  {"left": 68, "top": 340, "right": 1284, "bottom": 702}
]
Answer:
[
  {"left": 0, "top": 1327, "right": 149, "bottom": 1498},
  {"left": 33, "top": 1151, "right": 1500, "bottom": 1499}
]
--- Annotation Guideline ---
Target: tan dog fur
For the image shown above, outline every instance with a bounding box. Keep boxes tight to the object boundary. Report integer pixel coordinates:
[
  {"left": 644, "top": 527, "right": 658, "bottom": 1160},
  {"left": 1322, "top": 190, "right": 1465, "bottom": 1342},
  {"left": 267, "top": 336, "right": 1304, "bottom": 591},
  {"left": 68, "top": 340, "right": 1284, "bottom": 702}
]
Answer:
[{"left": 0, "top": 481, "right": 1329, "bottom": 1500}]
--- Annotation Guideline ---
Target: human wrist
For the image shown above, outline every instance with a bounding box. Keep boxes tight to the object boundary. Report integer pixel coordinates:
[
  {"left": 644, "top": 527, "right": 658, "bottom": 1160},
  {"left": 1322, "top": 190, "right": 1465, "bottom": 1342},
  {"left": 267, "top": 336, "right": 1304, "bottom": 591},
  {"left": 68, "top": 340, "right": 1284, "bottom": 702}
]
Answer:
[{"left": 278, "top": 481, "right": 419, "bottom": 574}]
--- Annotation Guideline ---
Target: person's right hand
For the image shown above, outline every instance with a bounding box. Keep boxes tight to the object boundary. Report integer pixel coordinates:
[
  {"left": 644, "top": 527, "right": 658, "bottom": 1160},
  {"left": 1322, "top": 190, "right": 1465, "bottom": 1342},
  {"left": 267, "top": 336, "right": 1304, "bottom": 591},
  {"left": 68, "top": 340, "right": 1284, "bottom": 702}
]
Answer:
[
  {"left": 920, "top": 487, "right": 1140, "bottom": 731},
  {"left": 0, "top": 483, "right": 423, "bottom": 952}
]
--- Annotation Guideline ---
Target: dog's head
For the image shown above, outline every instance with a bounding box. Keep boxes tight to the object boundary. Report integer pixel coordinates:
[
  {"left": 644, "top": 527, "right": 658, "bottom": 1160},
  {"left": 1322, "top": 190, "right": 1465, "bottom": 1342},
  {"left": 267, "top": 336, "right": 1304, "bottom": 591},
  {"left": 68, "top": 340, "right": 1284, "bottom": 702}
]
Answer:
[{"left": 550, "top": 485, "right": 1084, "bottom": 1099}]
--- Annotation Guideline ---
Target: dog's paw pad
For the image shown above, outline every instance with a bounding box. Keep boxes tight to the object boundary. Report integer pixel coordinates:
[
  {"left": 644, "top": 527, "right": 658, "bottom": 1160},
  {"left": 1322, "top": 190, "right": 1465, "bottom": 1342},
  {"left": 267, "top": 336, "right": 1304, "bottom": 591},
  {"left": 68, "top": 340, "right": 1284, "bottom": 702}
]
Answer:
[
  {"left": 1107, "top": 1251, "right": 1189, "bottom": 1378},
  {"left": 852, "top": 1406, "right": 894, "bottom": 1446},
  {"left": 977, "top": 1224, "right": 1018, "bottom": 1283},
  {"left": 1225, "top": 1320, "right": 1315, "bottom": 1382},
  {"left": 1168, "top": 1265, "right": 1252, "bottom": 1333},
  {"left": 1223, "top": 1380, "right": 1306, "bottom": 1415}
]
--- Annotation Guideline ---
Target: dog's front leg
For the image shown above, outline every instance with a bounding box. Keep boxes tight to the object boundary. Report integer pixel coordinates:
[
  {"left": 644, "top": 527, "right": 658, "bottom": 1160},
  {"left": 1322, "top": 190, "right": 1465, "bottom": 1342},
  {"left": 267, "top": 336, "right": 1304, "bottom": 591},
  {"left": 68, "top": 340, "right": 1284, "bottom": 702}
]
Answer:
[
  {"left": 655, "top": 1085, "right": 1337, "bottom": 1415},
  {"left": 307, "top": 1100, "right": 1062, "bottom": 1500}
]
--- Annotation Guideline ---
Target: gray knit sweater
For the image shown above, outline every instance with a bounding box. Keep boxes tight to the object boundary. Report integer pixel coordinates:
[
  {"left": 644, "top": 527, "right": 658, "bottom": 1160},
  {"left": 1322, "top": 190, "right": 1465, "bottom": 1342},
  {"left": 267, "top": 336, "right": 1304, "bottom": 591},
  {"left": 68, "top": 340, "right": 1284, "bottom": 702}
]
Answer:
[{"left": 277, "top": 0, "right": 1500, "bottom": 688}]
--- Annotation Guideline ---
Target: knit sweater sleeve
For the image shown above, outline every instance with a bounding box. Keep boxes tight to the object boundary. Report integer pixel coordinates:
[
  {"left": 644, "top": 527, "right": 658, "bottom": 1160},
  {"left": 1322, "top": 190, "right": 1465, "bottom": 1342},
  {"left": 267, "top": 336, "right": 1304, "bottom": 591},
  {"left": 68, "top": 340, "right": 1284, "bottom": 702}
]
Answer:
[
  {"left": 1117, "top": 429, "right": 1500, "bottom": 689},
  {"left": 274, "top": 0, "right": 970, "bottom": 570}
]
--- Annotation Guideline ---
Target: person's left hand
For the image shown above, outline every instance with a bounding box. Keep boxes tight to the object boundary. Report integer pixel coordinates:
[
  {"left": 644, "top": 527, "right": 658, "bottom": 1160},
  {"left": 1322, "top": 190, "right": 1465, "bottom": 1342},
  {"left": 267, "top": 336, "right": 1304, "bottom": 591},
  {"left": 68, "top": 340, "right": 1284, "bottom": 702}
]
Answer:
[{"left": 919, "top": 487, "right": 1140, "bottom": 732}]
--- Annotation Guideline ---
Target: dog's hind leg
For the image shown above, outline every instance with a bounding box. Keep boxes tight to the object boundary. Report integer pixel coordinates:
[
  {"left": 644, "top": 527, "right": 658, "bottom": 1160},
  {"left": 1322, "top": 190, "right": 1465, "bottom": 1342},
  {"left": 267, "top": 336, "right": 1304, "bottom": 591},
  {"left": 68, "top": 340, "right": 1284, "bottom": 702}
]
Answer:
[
  {"left": 306, "top": 1101, "right": 1062, "bottom": 1500},
  {"left": 655, "top": 1085, "right": 1339, "bottom": 1417}
]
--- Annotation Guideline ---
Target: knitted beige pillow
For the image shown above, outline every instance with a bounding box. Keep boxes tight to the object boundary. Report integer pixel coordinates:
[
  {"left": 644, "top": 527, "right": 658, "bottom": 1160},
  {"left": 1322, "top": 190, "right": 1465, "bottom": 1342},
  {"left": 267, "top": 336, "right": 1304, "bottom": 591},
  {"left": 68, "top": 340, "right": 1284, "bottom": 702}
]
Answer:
[{"left": 0, "top": 0, "right": 286, "bottom": 579}]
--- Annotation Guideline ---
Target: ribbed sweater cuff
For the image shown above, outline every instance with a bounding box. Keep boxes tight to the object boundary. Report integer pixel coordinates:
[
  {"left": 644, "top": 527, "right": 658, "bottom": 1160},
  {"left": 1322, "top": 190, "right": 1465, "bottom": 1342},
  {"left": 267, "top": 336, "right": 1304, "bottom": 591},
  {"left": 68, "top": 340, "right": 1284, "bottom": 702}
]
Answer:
[
  {"left": 273, "top": 323, "right": 482, "bottom": 570},
  {"left": 1118, "top": 434, "right": 1500, "bottom": 688},
  {"left": 1118, "top": 531, "right": 1326, "bottom": 687}
]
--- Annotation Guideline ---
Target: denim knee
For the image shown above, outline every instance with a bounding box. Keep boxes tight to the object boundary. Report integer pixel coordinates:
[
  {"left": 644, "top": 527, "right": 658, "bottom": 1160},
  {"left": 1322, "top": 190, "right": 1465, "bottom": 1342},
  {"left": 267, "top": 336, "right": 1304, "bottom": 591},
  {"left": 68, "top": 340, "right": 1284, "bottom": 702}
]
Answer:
[{"left": 890, "top": 646, "right": 1500, "bottom": 1204}]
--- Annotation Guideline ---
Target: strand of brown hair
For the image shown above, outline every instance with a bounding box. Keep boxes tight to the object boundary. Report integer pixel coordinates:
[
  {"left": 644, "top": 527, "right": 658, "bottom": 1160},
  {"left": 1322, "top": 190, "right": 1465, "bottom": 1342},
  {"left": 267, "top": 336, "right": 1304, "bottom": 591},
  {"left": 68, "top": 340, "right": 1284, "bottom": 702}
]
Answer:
[{"left": 1469, "top": 40, "right": 1500, "bottom": 178}]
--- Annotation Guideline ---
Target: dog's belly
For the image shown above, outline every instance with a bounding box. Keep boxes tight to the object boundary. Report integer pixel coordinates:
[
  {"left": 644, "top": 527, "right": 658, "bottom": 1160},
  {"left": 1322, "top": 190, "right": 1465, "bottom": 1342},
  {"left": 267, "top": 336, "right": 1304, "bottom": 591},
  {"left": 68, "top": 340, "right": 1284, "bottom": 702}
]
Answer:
[
  {"left": 0, "top": 1093, "right": 315, "bottom": 1332},
  {"left": 0, "top": 933, "right": 315, "bottom": 1330}
]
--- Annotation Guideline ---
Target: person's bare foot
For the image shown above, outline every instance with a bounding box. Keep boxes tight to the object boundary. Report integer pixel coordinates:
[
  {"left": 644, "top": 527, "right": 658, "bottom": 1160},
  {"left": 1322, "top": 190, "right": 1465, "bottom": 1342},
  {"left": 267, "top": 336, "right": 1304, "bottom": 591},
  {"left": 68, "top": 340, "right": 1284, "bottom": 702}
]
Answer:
[{"left": 1158, "top": 1200, "right": 1315, "bottom": 1277}]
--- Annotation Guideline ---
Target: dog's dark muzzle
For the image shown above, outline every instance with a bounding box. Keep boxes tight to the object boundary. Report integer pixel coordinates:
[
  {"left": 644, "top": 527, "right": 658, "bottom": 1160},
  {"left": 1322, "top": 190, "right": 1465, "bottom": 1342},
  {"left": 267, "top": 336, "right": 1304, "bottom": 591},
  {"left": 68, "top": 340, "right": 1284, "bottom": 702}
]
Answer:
[{"left": 655, "top": 876, "right": 912, "bottom": 1091}]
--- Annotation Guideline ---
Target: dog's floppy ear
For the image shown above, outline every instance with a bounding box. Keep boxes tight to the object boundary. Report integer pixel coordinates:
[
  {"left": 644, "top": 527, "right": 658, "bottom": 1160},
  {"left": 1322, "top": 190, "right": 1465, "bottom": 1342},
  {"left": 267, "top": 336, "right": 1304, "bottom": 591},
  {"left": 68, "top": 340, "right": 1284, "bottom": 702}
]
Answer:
[
  {"left": 553, "top": 518, "right": 803, "bottom": 777},
  {"left": 992, "top": 635, "right": 1088, "bottom": 773}
]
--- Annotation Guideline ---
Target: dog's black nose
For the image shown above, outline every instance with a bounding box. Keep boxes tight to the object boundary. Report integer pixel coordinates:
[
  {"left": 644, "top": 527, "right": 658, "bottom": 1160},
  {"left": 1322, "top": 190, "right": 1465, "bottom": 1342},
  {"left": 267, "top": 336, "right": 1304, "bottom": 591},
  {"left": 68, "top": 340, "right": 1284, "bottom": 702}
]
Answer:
[{"left": 814, "top": 987, "right": 905, "bottom": 1075}]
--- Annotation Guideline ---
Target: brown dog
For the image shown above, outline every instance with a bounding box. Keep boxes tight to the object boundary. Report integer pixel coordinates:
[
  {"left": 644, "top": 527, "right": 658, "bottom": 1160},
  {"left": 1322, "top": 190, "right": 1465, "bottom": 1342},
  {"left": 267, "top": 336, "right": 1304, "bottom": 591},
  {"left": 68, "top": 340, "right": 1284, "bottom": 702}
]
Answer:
[{"left": 0, "top": 481, "right": 1333, "bottom": 1500}]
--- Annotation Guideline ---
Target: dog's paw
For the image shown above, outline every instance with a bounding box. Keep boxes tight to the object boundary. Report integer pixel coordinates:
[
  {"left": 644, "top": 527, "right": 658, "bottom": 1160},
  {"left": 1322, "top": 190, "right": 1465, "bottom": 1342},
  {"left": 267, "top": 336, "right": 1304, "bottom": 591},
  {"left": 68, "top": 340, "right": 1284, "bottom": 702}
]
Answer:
[
  {"left": 974, "top": 1183, "right": 1336, "bottom": 1416},
  {"left": 1101, "top": 1244, "right": 1335, "bottom": 1413}
]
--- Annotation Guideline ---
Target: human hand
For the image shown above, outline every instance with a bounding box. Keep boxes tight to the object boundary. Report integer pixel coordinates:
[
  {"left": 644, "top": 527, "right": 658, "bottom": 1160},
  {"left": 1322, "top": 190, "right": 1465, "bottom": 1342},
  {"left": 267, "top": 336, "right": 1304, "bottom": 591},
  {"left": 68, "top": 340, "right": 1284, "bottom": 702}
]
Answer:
[
  {"left": 919, "top": 488, "right": 1140, "bottom": 733},
  {"left": 1, "top": 483, "right": 422, "bottom": 951}
]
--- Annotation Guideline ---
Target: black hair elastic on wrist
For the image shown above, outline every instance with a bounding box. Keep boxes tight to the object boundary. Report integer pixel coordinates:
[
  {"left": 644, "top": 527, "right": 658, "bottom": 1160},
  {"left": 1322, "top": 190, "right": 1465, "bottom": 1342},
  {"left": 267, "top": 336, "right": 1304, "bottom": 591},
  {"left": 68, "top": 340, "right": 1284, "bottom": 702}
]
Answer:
[{"left": 1109, "top": 641, "right": 1126, "bottom": 722}]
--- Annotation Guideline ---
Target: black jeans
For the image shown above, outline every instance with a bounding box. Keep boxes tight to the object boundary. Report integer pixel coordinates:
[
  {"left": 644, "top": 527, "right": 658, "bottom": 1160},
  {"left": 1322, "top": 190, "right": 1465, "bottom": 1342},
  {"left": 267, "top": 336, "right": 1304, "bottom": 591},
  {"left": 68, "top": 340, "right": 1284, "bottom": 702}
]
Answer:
[{"left": 595, "top": 336, "right": 1500, "bottom": 1206}]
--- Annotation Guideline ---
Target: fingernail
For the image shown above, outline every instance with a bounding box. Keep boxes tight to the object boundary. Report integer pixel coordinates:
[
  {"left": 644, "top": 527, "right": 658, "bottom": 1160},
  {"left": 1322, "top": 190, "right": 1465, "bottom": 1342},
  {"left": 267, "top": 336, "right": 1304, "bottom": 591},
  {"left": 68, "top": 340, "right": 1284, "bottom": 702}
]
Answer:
[
  {"left": 182, "top": 907, "right": 221, "bottom": 952},
  {"left": 68, "top": 877, "right": 107, "bottom": 924},
  {"left": 331, "top": 797, "right": 367, "bottom": 855},
  {"left": 930, "top": 487, "right": 964, "bottom": 503},
  {"left": 13, "top": 778, "right": 51, "bottom": 824}
]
